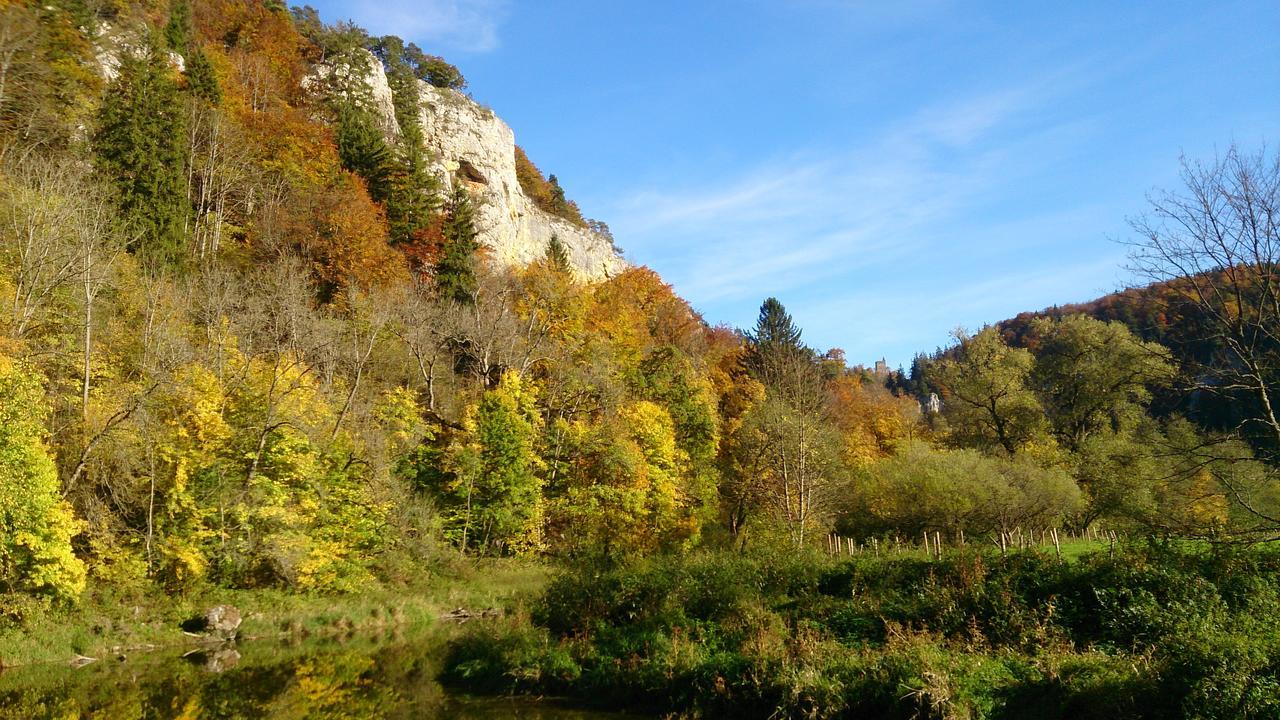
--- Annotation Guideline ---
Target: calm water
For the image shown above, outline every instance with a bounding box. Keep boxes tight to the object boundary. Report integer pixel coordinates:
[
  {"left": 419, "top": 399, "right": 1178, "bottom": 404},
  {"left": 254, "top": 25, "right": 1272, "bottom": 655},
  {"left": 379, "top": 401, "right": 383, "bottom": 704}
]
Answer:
[{"left": 0, "top": 631, "right": 637, "bottom": 719}]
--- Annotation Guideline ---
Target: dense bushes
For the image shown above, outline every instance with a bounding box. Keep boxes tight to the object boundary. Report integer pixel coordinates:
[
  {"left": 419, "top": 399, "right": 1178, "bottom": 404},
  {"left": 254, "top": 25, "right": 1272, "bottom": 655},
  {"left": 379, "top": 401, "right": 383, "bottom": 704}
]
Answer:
[
  {"left": 445, "top": 544, "right": 1280, "bottom": 718},
  {"left": 0, "top": 357, "right": 86, "bottom": 609},
  {"left": 840, "top": 442, "right": 1082, "bottom": 539}
]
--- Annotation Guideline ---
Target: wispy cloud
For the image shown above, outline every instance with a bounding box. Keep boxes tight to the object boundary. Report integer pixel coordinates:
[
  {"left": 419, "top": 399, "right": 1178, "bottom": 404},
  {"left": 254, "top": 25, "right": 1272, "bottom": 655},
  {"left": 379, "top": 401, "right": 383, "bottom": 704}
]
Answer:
[
  {"left": 343, "top": 0, "right": 509, "bottom": 53},
  {"left": 798, "top": 254, "right": 1128, "bottom": 364},
  {"left": 611, "top": 82, "right": 1060, "bottom": 297},
  {"left": 604, "top": 71, "right": 1117, "bottom": 363}
]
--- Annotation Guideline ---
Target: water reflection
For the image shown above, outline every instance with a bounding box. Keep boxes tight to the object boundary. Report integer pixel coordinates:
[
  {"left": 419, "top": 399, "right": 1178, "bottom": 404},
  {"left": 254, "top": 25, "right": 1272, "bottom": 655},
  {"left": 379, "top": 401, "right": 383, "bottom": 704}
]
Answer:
[{"left": 0, "top": 632, "right": 630, "bottom": 719}]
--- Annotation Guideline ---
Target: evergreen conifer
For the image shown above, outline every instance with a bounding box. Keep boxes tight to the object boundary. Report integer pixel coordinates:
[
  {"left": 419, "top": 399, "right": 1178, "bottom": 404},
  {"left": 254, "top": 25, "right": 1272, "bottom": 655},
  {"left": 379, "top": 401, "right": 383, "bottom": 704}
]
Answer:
[
  {"left": 94, "top": 40, "right": 190, "bottom": 268},
  {"left": 434, "top": 184, "right": 480, "bottom": 303}
]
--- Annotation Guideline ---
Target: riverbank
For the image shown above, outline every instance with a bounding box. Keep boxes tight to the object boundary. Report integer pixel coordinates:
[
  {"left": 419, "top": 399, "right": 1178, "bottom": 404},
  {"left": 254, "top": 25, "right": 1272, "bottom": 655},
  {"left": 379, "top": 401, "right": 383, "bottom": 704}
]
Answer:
[
  {"left": 0, "top": 558, "right": 547, "bottom": 669},
  {"left": 442, "top": 543, "right": 1280, "bottom": 719},
  {"left": 7, "top": 542, "right": 1279, "bottom": 718},
  {"left": 0, "top": 619, "right": 640, "bottom": 720}
]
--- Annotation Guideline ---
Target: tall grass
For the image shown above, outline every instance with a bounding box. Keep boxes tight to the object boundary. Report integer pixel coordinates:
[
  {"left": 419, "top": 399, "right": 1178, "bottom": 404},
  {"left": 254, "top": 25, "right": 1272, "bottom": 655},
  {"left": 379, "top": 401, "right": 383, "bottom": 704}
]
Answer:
[{"left": 444, "top": 542, "right": 1280, "bottom": 719}]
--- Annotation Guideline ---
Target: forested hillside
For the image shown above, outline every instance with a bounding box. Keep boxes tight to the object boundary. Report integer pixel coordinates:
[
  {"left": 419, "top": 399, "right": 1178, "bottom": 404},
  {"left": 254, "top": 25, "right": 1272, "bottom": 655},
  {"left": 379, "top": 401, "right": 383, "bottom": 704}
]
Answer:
[
  {"left": 2, "top": 0, "right": 1279, "bottom": 716},
  {"left": 0, "top": 0, "right": 917, "bottom": 609},
  {"left": 993, "top": 269, "right": 1276, "bottom": 449}
]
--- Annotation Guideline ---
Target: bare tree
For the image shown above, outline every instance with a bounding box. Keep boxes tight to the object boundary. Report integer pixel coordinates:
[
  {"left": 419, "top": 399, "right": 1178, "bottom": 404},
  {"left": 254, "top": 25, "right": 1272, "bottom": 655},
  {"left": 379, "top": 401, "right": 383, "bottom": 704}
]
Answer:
[
  {"left": 185, "top": 101, "right": 251, "bottom": 262},
  {"left": 443, "top": 269, "right": 552, "bottom": 387},
  {"left": 328, "top": 285, "right": 396, "bottom": 442},
  {"left": 1, "top": 157, "right": 89, "bottom": 340},
  {"left": 1128, "top": 146, "right": 1280, "bottom": 456},
  {"left": 392, "top": 275, "right": 453, "bottom": 415},
  {"left": 1128, "top": 146, "right": 1280, "bottom": 536}
]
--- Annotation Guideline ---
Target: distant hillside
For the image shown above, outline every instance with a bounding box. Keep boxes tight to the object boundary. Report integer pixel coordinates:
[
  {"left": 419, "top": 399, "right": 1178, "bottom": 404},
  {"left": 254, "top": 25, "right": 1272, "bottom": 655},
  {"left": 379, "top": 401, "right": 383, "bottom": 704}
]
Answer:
[
  {"left": 993, "top": 271, "right": 1262, "bottom": 438},
  {"left": 998, "top": 279, "right": 1216, "bottom": 370}
]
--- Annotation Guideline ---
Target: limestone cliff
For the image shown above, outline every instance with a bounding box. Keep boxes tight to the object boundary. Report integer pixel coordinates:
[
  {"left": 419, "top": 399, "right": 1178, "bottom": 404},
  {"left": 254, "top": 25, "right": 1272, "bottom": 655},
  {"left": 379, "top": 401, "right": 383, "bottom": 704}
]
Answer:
[
  {"left": 357, "top": 52, "right": 627, "bottom": 281},
  {"left": 415, "top": 83, "right": 626, "bottom": 281},
  {"left": 94, "top": 36, "right": 627, "bottom": 282}
]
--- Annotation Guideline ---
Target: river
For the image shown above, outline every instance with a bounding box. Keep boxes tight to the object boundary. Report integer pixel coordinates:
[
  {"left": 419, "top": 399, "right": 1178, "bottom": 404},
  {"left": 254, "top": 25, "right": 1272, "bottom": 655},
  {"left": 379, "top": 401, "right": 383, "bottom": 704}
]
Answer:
[{"left": 0, "top": 629, "right": 639, "bottom": 719}]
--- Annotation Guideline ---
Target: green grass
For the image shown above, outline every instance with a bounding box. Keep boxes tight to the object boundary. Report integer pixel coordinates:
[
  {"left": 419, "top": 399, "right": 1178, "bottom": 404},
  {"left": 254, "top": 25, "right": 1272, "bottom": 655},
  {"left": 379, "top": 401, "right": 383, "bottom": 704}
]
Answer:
[
  {"left": 0, "top": 557, "right": 549, "bottom": 669},
  {"left": 442, "top": 542, "right": 1280, "bottom": 719}
]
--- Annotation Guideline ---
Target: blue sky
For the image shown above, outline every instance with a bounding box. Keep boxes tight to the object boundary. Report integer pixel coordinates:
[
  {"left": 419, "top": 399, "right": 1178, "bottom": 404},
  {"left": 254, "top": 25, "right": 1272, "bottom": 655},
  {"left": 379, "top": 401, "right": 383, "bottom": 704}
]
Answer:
[{"left": 310, "top": 0, "right": 1279, "bottom": 368}]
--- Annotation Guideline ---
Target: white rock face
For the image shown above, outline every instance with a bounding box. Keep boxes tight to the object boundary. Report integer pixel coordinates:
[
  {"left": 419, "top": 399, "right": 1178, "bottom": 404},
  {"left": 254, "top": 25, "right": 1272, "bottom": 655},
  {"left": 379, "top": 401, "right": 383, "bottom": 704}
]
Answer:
[
  {"left": 332, "top": 50, "right": 626, "bottom": 281},
  {"left": 304, "top": 51, "right": 400, "bottom": 139},
  {"left": 94, "top": 22, "right": 185, "bottom": 83},
  {"left": 97, "top": 38, "right": 626, "bottom": 282},
  {"left": 413, "top": 82, "right": 626, "bottom": 281}
]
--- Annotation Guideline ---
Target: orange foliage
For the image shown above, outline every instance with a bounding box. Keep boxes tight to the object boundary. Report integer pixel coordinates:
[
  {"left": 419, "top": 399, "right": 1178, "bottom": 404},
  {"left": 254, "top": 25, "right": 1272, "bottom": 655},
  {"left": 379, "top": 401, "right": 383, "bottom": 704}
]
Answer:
[
  {"left": 400, "top": 216, "right": 446, "bottom": 275},
  {"left": 585, "top": 267, "right": 705, "bottom": 368},
  {"left": 194, "top": 0, "right": 310, "bottom": 109},
  {"left": 827, "top": 375, "right": 917, "bottom": 464},
  {"left": 285, "top": 172, "right": 408, "bottom": 295},
  {"left": 187, "top": 0, "right": 411, "bottom": 297}
]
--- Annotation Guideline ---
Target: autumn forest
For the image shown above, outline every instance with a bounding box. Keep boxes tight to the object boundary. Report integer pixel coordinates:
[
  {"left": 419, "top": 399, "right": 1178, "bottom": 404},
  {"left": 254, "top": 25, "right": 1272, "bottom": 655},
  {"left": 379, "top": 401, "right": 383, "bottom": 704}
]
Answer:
[{"left": 1, "top": 0, "right": 1279, "bottom": 718}]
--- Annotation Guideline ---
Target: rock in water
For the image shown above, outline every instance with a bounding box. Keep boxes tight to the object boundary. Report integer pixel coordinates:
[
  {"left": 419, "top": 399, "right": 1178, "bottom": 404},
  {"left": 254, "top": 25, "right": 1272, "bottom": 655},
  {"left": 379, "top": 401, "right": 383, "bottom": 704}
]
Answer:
[
  {"left": 204, "top": 604, "right": 241, "bottom": 640},
  {"left": 203, "top": 647, "right": 241, "bottom": 673}
]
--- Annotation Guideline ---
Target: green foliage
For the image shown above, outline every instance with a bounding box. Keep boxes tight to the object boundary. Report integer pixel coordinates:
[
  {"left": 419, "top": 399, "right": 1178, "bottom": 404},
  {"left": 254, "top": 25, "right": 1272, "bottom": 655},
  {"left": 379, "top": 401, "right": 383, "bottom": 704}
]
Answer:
[
  {"left": 633, "top": 346, "right": 719, "bottom": 474},
  {"left": 163, "top": 0, "right": 192, "bottom": 52},
  {"left": 370, "top": 33, "right": 466, "bottom": 90},
  {"left": 417, "top": 54, "right": 466, "bottom": 90},
  {"left": 291, "top": 7, "right": 370, "bottom": 64},
  {"left": 0, "top": 356, "right": 85, "bottom": 606},
  {"left": 544, "top": 233, "right": 570, "bottom": 271},
  {"left": 445, "top": 620, "right": 580, "bottom": 694},
  {"left": 442, "top": 372, "right": 545, "bottom": 555},
  {"left": 3, "top": 15, "right": 1278, "bottom": 720},
  {"left": 447, "top": 544, "right": 1280, "bottom": 719},
  {"left": 933, "top": 327, "right": 1048, "bottom": 455},
  {"left": 742, "top": 297, "right": 818, "bottom": 401},
  {"left": 746, "top": 296, "right": 803, "bottom": 357},
  {"left": 367, "top": 34, "right": 442, "bottom": 245},
  {"left": 550, "top": 400, "right": 706, "bottom": 557},
  {"left": 434, "top": 185, "right": 480, "bottom": 303},
  {"left": 93, "top": 39, "right": 190, "bottom": 268},
  {"left": 1030, "top": 315, "right": 1176, "bottom": 451},
  {"left": 334, "top": 101, "right": 393, "bottom": 202},
  {"left": 843, "top": 441, "right": 1083, "bottom": 538},
  {"left": 183, "top": 48, "right": 221, "bottom": 104}
]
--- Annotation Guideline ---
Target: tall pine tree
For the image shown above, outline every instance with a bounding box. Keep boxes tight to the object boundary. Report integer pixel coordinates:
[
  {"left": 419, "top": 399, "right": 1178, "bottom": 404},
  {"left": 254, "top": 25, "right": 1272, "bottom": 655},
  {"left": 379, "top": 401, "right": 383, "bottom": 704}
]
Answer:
[
  {"left": 747, "top": 298, "right": 803, "bottom": 357},
  {"left": 334, "top": 101, "right": 393, "bottom": 203},
  {"left": 94, "top": 40, "right": 189, "bottom": 268},
  {"left": 163, "top": 0, "right": 191, "bottom": 52},
  {"left": 743, "top": 297, "right": 812, "bottom": 395},
  {"left": 372, "top": 35, "right": 440, "bottom": 246},
  {"left": 184, "top": 48, "right": 221, "bottom": 104},
  {"left": 434, "top": 184, "right": 480, "bottom": 303}
]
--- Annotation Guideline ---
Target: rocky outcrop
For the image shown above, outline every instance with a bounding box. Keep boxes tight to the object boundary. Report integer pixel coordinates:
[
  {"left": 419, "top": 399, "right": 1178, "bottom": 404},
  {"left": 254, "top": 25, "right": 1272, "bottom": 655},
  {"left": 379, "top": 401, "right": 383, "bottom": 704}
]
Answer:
[
  {"left": 414, "top": 83, "right": 626, "bottom": 281},
  {"left": 96, "top": 36, "right": 626, "bottom": 281},
  {"left": 344, "top": 50, "right": 626, "bottom": 281},
  {"left": 93, "top": 22, "right": 184, "bottom": 83},
  {"left": 304, "top": 50, "right": 400, "bottom": 140},
  {"left": 202, "top": 604, "right": 242, "bottom": 641}
]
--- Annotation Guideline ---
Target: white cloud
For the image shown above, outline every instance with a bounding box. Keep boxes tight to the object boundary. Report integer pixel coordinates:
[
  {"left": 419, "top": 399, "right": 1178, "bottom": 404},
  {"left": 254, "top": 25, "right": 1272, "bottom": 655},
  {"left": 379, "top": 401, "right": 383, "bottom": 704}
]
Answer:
[
  {"left": 344, "top": 0, "right": 508, "bottom": 53},
  {"left": 609, "top": 84, "right": 1053, "bottom": 300},
  {"left": 602, "top": 73, "right": 1121, "bottom": 364}
]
